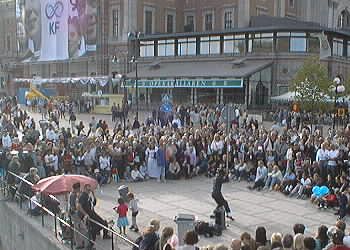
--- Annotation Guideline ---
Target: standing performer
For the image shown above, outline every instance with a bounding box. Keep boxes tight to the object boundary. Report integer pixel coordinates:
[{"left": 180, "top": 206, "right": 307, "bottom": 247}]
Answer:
[{"left": 212, "top": 168, "right": 234, "bottom": 221}]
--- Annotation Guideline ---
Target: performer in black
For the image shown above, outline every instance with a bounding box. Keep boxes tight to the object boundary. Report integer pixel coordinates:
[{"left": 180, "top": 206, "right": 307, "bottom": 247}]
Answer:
[{"left": 211, "top": 168, "right": 234, "bottom": 221}]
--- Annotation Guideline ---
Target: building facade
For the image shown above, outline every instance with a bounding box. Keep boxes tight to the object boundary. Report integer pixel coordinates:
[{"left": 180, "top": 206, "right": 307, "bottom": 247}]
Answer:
[{"left": 1, "top": 0, "right": 349, "bottom": 105}]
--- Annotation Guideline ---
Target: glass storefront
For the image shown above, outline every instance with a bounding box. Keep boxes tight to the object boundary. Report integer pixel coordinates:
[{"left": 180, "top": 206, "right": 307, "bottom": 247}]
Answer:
[
  {"left": 158, "top": 39, "right": 175, "bottom": 57},
  {"left": 223, "top": 34, "right": 245, "bottom": 55},
  {"left": 200, "top": 36, "right": 220, "bottom": 55},
  {"left": 248, "top": 33, "right": 273, "bottom": 53}
]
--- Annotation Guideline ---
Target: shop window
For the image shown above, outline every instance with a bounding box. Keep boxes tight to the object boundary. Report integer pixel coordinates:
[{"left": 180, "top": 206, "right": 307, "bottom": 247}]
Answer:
[
  {"left": 158, "top": 39, "right": 175, "bottom": 56},
  {"left": 140, "top": 41, "right": 155, "bottom": 57},
  {"left": 249, "top": 33, "right": 273, "bottom": 53},
  {"left": 200, "top": 36, "right": 220, "bottom": 55},
  {"left": 290, "top": 33, "right": 306, "bottom": 52},
  {"left": 178, "top": 38, "right": 196, "bottom": 56},
  {"left": 333, "top": 38, "right": 344, "bottom": 57},
  {"left": 223, "top": 34, "right": 245, "bottom": 54}
]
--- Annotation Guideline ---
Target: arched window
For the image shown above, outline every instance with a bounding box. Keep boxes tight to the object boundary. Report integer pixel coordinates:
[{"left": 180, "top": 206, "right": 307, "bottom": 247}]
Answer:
[{"left": 337, "top": 9, "right": 350, "bottom": 28}]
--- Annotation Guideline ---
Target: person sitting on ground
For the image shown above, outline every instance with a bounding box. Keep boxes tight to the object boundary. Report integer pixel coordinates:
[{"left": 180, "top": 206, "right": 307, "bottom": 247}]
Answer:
[
  {"left": 131, "top": 166, "right": 145, "bottom": 182},
  {"left": 230, "top": 239, "right": 241, "bottom": 250},
  {"left": 178, "top": 230, "right": 199, "bottom": 250},
  {"left": 294, "top": 233, "right": 305, "bottom": 250},
  {"left": 304, "top": 237, "right": 316, "bottom": 250},
  {"left": 168, "top": 157, "right": 181, "bottom": 180},
  {"left": 248, "top": 161, "right": 267, "bottom": 191},
  {"left": 282, "top": 234, "right": 294, "bottom": 250},
  {"left": 264, "top": 165, "right": 283, "bottom": 191},
  {"left": 330, "top": 229, "right": 350, "bottom": 250},
  {"left": 294, "top": 223, "right": 306, "bottom": 235},
  {"left": 315, "top": 225, "right": 329, "bottom": 250}
]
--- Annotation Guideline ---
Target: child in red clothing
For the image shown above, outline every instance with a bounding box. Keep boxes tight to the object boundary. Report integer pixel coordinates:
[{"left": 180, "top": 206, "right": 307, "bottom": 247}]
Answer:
[{"left": 113, "top": 198, "right": 129, "bottom": 234}]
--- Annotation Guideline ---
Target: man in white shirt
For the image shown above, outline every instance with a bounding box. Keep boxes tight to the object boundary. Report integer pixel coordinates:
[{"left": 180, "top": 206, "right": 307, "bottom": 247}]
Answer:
[
  {"left": 46, "top": 126, "right": 57, "bottom": 142},
  {"left": 316, "top": 142, "right": 329, "bottom": 180},
  {"left": 2, "top": 132, "right": 12, "bottom": 149},
  {"left": 327, "top": 144, "right": 339, "bottom": 178}
]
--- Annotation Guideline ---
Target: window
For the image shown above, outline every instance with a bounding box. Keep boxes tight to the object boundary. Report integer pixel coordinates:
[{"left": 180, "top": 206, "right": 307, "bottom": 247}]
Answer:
[
  {"left": 178, "top": 38, "right": 196, "bottom": 56},
  {"left": 276, "top": 32, "right": 290, "bottom": 52},
  {"left": 204, "top": 13, "right": 213, "bottom": 31},
  {"left": 158, "top": 39, "right": 175, "bottom": 56},
  {"left": 333, "top": 38, "right": 344, "bottom": 57},
  {"left": 256, "top": 7, "right": 268, "bottom": 16},
  {"left": 112, "top": 9, "right": 119, "bottom": 38},
  {"left": 338, "top": 9, "right": 350, "bottom": 28},
  {"left": 224, "top": 11, "right": 233, "bottom": 29},
  {"left": 348, "top": 41, "right": 350, "bottom": 57},
  {"left": 7, "top": 36, "right": 10, "bottom": 51},
  {"left": 249, "top": 33, "right": 273, "bottom": 53},
  {"left": 308, "top": 36, "right": 320, "bottom": 53},
  {"left": 185, "top": 15, "right": 194, "bottom": 32},
  {"left": 276, "top": 32, "right": 309, "bottom": 53},
  {"left": 140, "top": 41, "right": 154, "bottom": 57},
  {"left": 289, "top": 0, "right": 295, "bottom": 8},
  {"left": 145, "top": 10, "right": 153, "bottom": 34},
  {"left": 200, "top": 36, "right": 220, "bottom": 55},
  {"left": 166, "top": 14, "right": 174, "bottom": 33},
  {"left": 290, "top": 32, "right": 306, "bottom": 52},
  {"left": 223, "top": 34, "right": 245, "bottom": 54}
]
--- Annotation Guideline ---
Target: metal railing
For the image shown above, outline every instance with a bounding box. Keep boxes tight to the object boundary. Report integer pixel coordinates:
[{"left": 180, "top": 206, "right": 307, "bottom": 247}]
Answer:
[{"left": 0, "top": 170, "right": 139, "bottom": 250}]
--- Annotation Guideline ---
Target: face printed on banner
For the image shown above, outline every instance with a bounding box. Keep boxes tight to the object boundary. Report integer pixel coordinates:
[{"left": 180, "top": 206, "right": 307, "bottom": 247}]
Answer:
[
  {"left": 24, "top": 0, "right": 41, "bottom": 49},
  {"left": 68, "top": 16, "right": 82, "bottom": 57},
  {"left": 77, "top": 0, "right": 97, "bottom": 44}
]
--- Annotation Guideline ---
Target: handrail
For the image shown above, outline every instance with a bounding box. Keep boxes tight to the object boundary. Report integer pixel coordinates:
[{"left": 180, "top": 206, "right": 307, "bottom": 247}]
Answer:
[{"left": 2, "top": 171, "right": 139, "bottom": 249}]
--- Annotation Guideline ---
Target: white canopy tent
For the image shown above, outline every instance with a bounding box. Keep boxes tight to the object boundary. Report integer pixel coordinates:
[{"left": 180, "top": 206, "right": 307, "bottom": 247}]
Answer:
[{"left": 271, "top": 91, "right": 296, "bottom": 102}]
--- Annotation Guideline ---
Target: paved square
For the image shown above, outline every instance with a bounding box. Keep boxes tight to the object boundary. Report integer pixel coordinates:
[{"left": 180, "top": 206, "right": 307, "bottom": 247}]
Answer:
[{"left": 95, "top": 177, "right": 342, "bottom": 248}]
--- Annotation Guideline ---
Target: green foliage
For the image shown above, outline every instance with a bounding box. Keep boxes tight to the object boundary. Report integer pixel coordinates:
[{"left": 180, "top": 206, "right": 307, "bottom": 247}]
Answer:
[{"left": 292, "top": 56, "right": 329, "bottom": 111}]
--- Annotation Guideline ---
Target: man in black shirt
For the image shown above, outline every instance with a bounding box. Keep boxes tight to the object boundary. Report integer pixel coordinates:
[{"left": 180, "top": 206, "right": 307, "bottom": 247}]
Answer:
[
  {"left": 78, "top": 184, "right": 111, "bottom": 247},
  {"left": 212, "top": 168, "right": 234, "bottom": 221}
]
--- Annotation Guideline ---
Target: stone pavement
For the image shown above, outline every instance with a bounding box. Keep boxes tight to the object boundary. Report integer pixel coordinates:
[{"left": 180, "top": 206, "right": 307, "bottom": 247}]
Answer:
[{"left": 92, "top": 177, "right": 343, "bottom": 249}]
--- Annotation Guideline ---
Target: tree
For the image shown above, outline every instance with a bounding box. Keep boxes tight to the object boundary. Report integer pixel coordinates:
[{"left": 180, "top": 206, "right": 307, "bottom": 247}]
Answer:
[{"left": 292, "top": 56, "right": 329, "bottom": 112}]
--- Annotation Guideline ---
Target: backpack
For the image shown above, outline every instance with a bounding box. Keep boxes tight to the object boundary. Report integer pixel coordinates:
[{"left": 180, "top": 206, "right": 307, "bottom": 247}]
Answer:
[{"left": 194, "top": 221, "right": 214, "bottom": 238}]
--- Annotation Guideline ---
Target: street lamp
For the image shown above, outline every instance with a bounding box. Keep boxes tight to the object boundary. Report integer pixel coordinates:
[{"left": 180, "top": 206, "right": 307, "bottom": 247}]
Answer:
[
  {"left": 128, "top": 32, "right": 142, "bottom": 122},
  {"left": 330, "top": 76, "right": 345, "bottom": 130}
]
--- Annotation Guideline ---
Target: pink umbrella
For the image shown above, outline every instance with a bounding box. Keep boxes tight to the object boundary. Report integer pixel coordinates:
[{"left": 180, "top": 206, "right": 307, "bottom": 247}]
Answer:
[{"left": 32, "top": 174, "right": 98, "bottom": 195}]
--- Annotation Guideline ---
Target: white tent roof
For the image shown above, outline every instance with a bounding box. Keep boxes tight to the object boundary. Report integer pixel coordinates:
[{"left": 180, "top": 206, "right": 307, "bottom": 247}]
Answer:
[{"left": 271, "top": 91, "right": 295, "bottom": 102}]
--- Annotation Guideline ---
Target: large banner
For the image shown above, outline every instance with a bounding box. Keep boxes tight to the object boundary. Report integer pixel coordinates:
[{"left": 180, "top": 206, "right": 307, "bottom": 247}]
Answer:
[{"left": 16, "top": 0, "right": 97, "bottom": 61}]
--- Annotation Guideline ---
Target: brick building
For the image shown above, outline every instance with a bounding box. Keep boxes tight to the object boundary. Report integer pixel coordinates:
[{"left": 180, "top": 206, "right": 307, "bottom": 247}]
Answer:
[{"left": 1, "top": 0, "right": 350, "bottom": 106}]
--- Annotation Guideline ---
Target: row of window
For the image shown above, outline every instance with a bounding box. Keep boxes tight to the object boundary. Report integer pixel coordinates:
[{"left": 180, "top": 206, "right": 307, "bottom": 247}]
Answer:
[{"left": 140, "top": 32, "right": 350, "bottom": 57}]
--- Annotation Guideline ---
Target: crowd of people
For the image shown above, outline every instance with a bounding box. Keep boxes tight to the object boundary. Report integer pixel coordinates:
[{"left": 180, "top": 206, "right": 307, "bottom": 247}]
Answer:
[{"left": 2, "top": 95, "right": 350, "bottom": 250}]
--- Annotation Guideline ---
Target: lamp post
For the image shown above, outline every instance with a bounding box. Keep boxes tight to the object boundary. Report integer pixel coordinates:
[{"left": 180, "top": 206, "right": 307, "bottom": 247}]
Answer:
[
  {"left": 330, "top": 76, "right": 345, "bottom": 130},
  {"left": 128, "top": 32, "right": 142, "bottom": 122}
]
